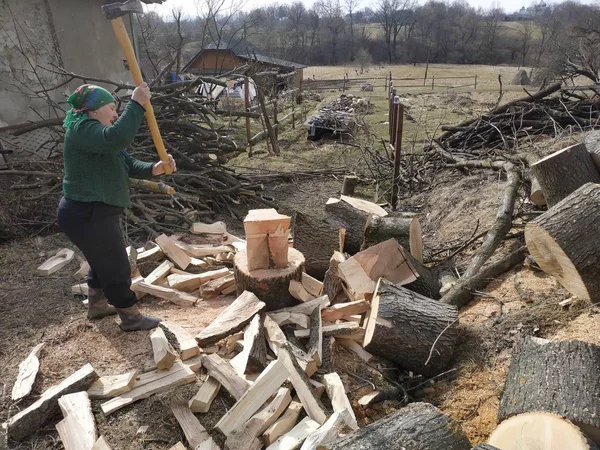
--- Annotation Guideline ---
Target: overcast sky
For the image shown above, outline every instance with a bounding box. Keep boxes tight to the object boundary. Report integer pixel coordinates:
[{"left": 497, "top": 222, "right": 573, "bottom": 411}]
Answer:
[{"left": 145, "top": 0, "right": 580, "bottom": 17}]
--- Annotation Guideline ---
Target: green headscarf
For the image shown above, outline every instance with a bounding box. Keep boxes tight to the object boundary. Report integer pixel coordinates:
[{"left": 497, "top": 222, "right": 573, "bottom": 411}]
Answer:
[{"left": 62, "top": 84, "right": 116, "bottom": 128}]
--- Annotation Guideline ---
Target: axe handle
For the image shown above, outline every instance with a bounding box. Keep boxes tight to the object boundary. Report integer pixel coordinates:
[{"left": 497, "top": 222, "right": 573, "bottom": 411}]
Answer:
[{"left": 110, "top": 17, "right": 172, "bottom": 174}]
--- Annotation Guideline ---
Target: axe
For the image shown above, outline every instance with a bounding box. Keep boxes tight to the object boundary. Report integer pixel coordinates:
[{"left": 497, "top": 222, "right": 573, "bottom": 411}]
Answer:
[{"left": 102, "top": 0, "right": 172, "bottom": 174}]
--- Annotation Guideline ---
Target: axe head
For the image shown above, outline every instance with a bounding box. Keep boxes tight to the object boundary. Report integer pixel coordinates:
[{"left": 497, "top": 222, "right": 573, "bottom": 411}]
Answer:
[{"left": 102, "top": 0, "right": 144, "bottom": 20}]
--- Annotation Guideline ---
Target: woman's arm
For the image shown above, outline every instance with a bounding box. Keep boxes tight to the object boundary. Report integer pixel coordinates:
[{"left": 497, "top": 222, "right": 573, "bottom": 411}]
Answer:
[{"left": 122, "top": 150, "right": 154, "bottom": 180}]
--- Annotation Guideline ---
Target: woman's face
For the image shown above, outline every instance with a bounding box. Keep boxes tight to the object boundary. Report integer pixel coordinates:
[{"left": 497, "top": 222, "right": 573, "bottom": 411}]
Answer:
[{"left": 89, "top": 102, "right": 118, "bottom": 126}]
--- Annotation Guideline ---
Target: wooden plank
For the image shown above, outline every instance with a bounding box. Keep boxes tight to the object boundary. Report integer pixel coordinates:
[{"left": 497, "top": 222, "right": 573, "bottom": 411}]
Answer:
[
  {"left": 202, "top": 354, "right": 249, "bottom": 400},
  {"left": 289, "top": 280, "right": 315, "bottom": 302},
  {"left": 101, "top": 361, "right": 195, "bottom": 415},
  {"left": 294, "top": 322, "right": 359, "bottom": 339},
  {"left": 301, "top": 273, "right": 323, "bottom": 297},
  {"left": 321, "top": 300, "right": 370, "bottom": 322},
  {"left": 299, "top": 410, "right": 349, "bottom": 450},
  {"left": 268, "top": 312, "right": 309, "bottom": 329},
  {"left": 134, "top": 282, "right": 197, "bottom": 307},
  {"left": 215, "top": 359, "right": 290, "bottom": 436},
  {"left": 189, "top": 377, "right": 221, "bottom": 413},
  {"left": 87, "top": 369, "right": 139, "bottom": 399},
  {"left": 340, "top": 195, "right": 388, "bottom": 217},
  {"left": 155, "top": 234, "right": 191, "bottom": 269},
  {"left": 56, "top": 391, "right": 97, "bottom": 450},
  {"left": 278, "top": 344, "right": 327, "bottom": 425},
  {"left": 91, "top": 436, "right": 113, "bottom": 450},
  {"left": 171, "top": 397, "right": 219, "bottom": 449},
  {"left": 11, "top": 343, "right": 45, "bottom": 401},
  {"left": 168, "top": 267, "right": 230, "bottom": 292},
  {"left": 196, "top": 291, "right": 266, "bottom": 346},
  {"left": 270, "top": 295, "right": 330, "bottom": 316},
  {"left": 145, "top": 260, "right": 174, "bottom": 285},
  {"left": 150, "top": 327, "right": 178, "bottom": 370},
  {"left": 191, "top": 221, "right": 227, "bottom": 235},
  {"left": 262, "top": 400, "right": 303, "bottom": 446},
  {"left": 3, "top": 364, "right": 98, "bottom": 442},
  {"left": 323, "top": 372, "right": 358, "bottom": 430},
  {"left": 265, "top": 417, "right": 320, "bottom": 450},
  {"left": 36, "top": 248, "right": 75, "bottom": 276},
  {"left": 159, "top": 322, "right": 200, "bottom": 361},
  {"left": 336, "top": 338, "right": 373, "bottom": 362},
  {"left": 231, "top": 314, "right": 268, "bottom": 375}
]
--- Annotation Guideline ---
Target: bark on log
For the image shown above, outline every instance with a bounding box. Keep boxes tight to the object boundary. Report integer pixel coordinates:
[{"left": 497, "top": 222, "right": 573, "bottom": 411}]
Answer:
[
  {"left": 328, "top": 402, "right": 472, "bottom": 450},
  {"left": 525, "top": 183, "right": 600, "bottom": 302},
  {"left": 530, "top": 143, "right": 600, "bottom": 208},
  {"left": 403, "top": 250, "right": 441, "bottom": 300},
  {"left": 322, "top": 252, "right": 346, "bottom": 304},
  {"left": 234, "top": 248, "right": 305, "bottom": 310},
  {"left": 342, "top": 175, "right": 358, "bottom": 195},
  {"left": 498, "top": 337, "right": 600, "bottom": 444},
  {"left": 584, "top": 130, "right": 600, "bottom": 172},
  {"left": 362, "top": 213, "right": 423, "bottom": 262},
  {"left": 529, "top": 174, "right": 546, "bottom": 206},
  {"left": 366, "top": 279, "right": 459, "bottom": 377},
  {"left": 324, "top": 198, "right": 369, "bottom": 254},
  {"left": 293, "top": 212, "right": 339, "bottom": 279}
]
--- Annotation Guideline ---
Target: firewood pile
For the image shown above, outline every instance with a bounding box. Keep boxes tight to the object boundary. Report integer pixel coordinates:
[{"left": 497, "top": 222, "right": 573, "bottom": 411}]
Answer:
[
  {"left": 327, "top": 95, "right": 371, "bottom": 114},
  {"left": 306, "top": 95, "right": 369, "bottom": 139}
]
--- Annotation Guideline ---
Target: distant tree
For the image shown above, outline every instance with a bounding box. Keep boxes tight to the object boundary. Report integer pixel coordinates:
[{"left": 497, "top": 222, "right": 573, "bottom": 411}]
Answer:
[
  {"left": 318, "top": 0, "right": 346, "bottom": 65},
  {"left": 345, "top": 0, "right": 361, "bottom": 61},
  {"left": 355, "top": 47, "right": 373, "bottom": 72}
]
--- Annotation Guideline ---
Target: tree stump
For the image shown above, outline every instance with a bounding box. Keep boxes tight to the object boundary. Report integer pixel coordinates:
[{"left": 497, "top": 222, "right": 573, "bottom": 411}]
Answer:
[
  {"left": 234, "top": 248, "right": 305, "bottom": 311},
  {"left": 292, "top": 211, "right": 339, "bottom": 279},
  {"left": 328, "top": 402, "right": 471, "bottom": 450},
  {"left": 365, "top": 279, "right": 458, "bottom": 377},
  {"left": 324, "top": 198, "right": 369, "bottom": 254},
  {"left": 498, "top": 337, "right": 600, "bottom": 444},
  {"left": 489, "top": 412, "right": 599, "bottom": 450},
  {"left": 341, "top": 175, "right": 358, "bottom": 195},
  {"left": 362, "top": 213, "right": 423, "bottom": 262},
  {"left": 525, "top": 182, "right": 600, "bottom": 302},
  {"left": 530, "top": 143, "right": 600, "bottom": 207}
]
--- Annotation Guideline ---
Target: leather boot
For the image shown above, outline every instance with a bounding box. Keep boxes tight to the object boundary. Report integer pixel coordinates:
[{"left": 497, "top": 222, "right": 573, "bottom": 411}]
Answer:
[
  {"left": 116, "top": 303, "right": 162, "bottom": 331},
  {"left": 87, "top": 287, "right": 117, "bottom": 320}
]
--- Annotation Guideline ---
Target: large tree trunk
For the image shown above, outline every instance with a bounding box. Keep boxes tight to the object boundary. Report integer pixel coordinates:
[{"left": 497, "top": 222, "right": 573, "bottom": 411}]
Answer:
[
  {"left": 362, "top": 213, "right": 423, "bottom": 262},
  {"left": 234, "top": 248, "right": 305, "bottom": 311},
  {"left": 324, "top": 198, "right": 369, "bottom": 254},
  {"left": 403, "top": 250, "right": 441, "bottom": 299},
  {"left": 525, "top": 182, "right": 600, "bottom": 302},
  {"left": 328, "top": 402, "right": 472, "bottom": 450},
  {"left": 530, "top": 143, "right": 600, "bottom": 207},
  {"left": 365, "top": 279, "right": 458, "bottom": 377},
  {"left": 498, "top": 337, "right": 600, "bottom": 444},
  {"left": 292, "top": 212, "right": 339, "bottom": 279}
]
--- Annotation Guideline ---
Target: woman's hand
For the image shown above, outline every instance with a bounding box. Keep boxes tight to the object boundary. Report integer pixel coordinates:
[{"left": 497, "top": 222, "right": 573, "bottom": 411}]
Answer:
[
  {"left": 152, "top": 154, "right": 176, "bottom": 176},
  {"left": 132, "top": 82, "right": 151, "bottom": 105}
]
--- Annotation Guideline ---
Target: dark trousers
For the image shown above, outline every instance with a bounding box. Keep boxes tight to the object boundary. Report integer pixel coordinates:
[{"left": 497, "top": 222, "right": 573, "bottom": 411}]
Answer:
[{"left": 57, "top": 197, "right": 137, "bottom": 309}]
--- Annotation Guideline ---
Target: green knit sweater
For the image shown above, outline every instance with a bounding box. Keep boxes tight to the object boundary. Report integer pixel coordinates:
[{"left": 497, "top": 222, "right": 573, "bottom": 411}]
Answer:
[{"left": 62, "top": 101, "right": 154, "bottom": 208}]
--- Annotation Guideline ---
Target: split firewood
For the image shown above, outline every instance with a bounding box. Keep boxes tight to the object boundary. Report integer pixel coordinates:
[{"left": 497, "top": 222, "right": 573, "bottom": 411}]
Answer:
[
  {"left": 489, "top": 412, "right": 595, "bottom": 450},
  {"left": 36, "top": 248, "right": 75, "bottom": 276},
  {"left": 268, "top": 312, "right": 309, "bottom": 329},
  {"left": 171, "top": 397, "right": 219, "bottom": 449},
  {"left": 155, "top": 234, "right": 191, "bottom": 270},
  {"left": 293, "top": 211, "right": 340, "bottom": 279},
  {"left": 244, "top": 208, "right": 291, "bottom": 270},
  {"left": 144, "top": 260, "right": 174, "bottom": 288},
  {"left": 300, "top": 409, "right": 350, "bottom": 450},
  {"left": 329, "top": 403, "right": 471, "bottom": 450},
  {"left": 215, "top": 359, "right": 290, "bottom": 436},
  {"left": 91, "top": 436, "right": 113, "bottom": 450},
  {"left": 529, "top": 174, "right": 546, "bottom": 206},
  {"left": 189, "top": 376, "right": 221, "bottom": 413},
  {"left": 301, "top": 273, "right": 323, "bottom": 297},
  {"left": 74, "top": 260, "right": 90, "bottom": 279},
  {"left": 337, "top": 338, "right": 373, "bottom": 362},
  {"left": 471, "top": 445, "right": 500, "bottom": 450},
  {"left": 168, "top": 442, "right": 186, "bottom": 450},
  {"left": 101, "top": 361, "right": 195, "bottom": 415},
  {"left": 230, "top": 314, "right": 268, "bottom": 375},
  {"left": 306, "top": 305, "right": 323, "bottom": 366},
  {"left": 294, "top": 322, "right": 359, "bottom": 339},
  {"left": 202, "top": 354, "right": 249, "bottom": 400},
  {"left": 137, "top": 244, "right": 163, "bottom": 262},
  {"left": 498, "top": 337, "right": 600, "bottom": 438},
  {"left": 11, "top": 342, "right": 45, "bottom": 401},
  {"left": 72, "top": 283, "right": 89, "bottom": 296},
  {"left": 190, "top": 221, "right": 227, "bottom": 235},
  {"left": 269, "top": 295, "right": 331, "bottom": 316},
  {"left": 201, "top": 273, "right": 236, "bottom": 297},
  {"left": 324, "top": 197, "right": 371, "bottom": 254},
  {"left": 234, "top": 248, "right": 305, "bottom": 310},
  {"left": 289, "top": 280, "right": 315, "bottom": 302},
  {"left": 159, "top": 322, "right": 200, "bottom": 361},
  {"left": 150, "top": 327, "right": 178, "bottom": 370},
  {"left": 323, "top": 373, "right": 358, "bottom": 430},
  {"left": 3, "top": 363, "right": 98, "bottom": 442},
  {"left": 264, "top": 315, "right": 288, "bottom": 356},
  {"left": 173, "top": 241, "right": 234, "bottom": 258},
  {"left": 262, "top": 400, "right": 303, "bottom": 446},
  {"left": 340, "top": 195, "right": 387, "bottom": 216},
  {"left": 196, "top": 291, "right": 266, "bottom": 346},
  {"left": 225, "top": 387, "right": 292, "bottom": 450},
  {"left": 323, "top": 252, "right": 346, "bottom": 304},
  {"left": 182, "top": 354, "right": 203, "bottom": 373},
  {"left": 321, "top": 300, "right": 370, "bottom": 322},
  {"left": 168, "top": 267, "right": 230, "bottom": 292},
  {"left": 55, "top": 391, "right": 97, "bottom": 450},
  {"left": 362, "top": 213, "right": 423, "bottom": 262},
  {"left": 134, "top": 282, "right": 198, "bottom": 307},
  {"left": 87, "top": 369, "right": 138, "bottom": 399},
  {"left": 265, "top": 416, "right": 320, "bottom": 450}
]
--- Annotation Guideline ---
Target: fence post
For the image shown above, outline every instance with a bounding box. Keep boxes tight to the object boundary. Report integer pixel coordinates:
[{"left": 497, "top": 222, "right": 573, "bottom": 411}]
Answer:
[
  {"left": 385, "top": 73, "right": 388, "bottom": 92},
  {"left": 391, "top": 98, "right": 404, "bottom": 211},
  {"left": 273, "top": 98, "right": 278, "bottom": 139},
  {"left": 389, "top": 88, "right": 396, "bottom": 142},
  {"left": 244, "top": 76, "right": 252, "bottom": 157},
  {"left": 474, "top": 74, "right": 478, "bottom": 90},
  {"left": 292, "top": 92, "right": 296, "bottom": 129},
  {"left": 343, "top": 75, "right": 347, "bottom": 92},
  {"left": 432, "top": 75, "right": 435, "bottom": 90}
]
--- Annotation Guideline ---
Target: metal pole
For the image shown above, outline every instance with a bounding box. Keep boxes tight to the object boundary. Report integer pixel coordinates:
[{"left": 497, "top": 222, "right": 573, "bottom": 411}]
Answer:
[{"left": 391, "top": 97, "right": 403, "bottom": 211}]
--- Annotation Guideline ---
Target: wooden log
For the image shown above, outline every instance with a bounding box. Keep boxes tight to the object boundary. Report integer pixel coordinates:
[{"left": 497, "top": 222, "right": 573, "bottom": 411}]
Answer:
[
  {"left": 144, "top": 260, "right": 174, "bottom": 285},
  {"left": 270, "top": 295, "right": 331, "bottom": 316},
  {"left": 167, "top": 267, "right": 230, "bottom": 292},
  {"left": 342, "top": 175, "right": 358, "bottom": 195},
  {"left": 137, "top": 244, "right": 163, "bottom": 262},
  {"left": 530, "top": 143, "right": 600, "bottom": 208},
  {"left": 323, "top": 372, "right": 358, "bottom": 430},
  {"left": 244, "top": 208, "right": 291, "bottom": 270},
  {"left": 231, "top": 314, "right": 268, "bottom": 374},
  {"left": 402, "top": 250, "right": 442, "bottom": 300},
  {"left": 87, "top": 369, "right": 138, "bottom": 399},
  {"left": 268, "top": 312, "right": 309, "bottom": 329},
  {"left": 293, "top": 211, "right": 339, "bottom": 279},
  {"left": 323, "top": 252, "right": 346, "bottom": 303},
  {"left": 585, "top": 131, "right": 600, "bottom": 172},
  {"left": 340, "top": 195, "right": 388, "bottom": 217},
  {"left": 171, "top": 397, "right": 219, "bottom": 449},
  {"left": 295, "top": 322, "right": 359, "bottom": 338},
  {"left": 155, "top": 234, "right": 191, "bottom": 269},
  {"left": 489, "top": 412, "right": 598, "bottom": 450},
  {"left": 3, "top": 364, "right": 98, "bottom": 442},
  {"left": 159, "top": 322, "right": 200, "bottom": 361},
  {"left": 328, "top": 402, "right": 472, "bottom": 450},
  {"left": 189, "top": 377, "right": 221, "bottom": 413},
  {"left": 365, "top": 279, "right": 459, "bottom": 377},
  {"left": 150, "top": 327, "right": 178, "bottom": 370},
  {"left": 498, "top": 337, "right": 600, "bottom": 443},
  {"left": 92, "top": 436, "right": 113, "bottom": 450},
  {"left": 56, "top": 392, "right": 97, "bottom": 450},
  {"left": 266, "top": 417, "right": 320, "bottom": 450},
  {"left": 190, "top": 221, "right": 227, "bottom": 235},
  {"left": 300, "top": 410, "right": 350, "bottom": 450},
  {"left": 202, "top": 354, "right": 249, "bottom": 400},
  {"left": 525, "top": 183, "right": 600, "bottom": 302},
  {"left": 362, "top": 213, "right": 423, "bottom": 262},
  {"left": 11, "top": 342, "right": 45, "bottom": 401},
  {"left": 134, "top": 282, "right": 197, "bottom": 306},
  {"left": 234, "top": 249, "right": 305, "bottom": 311},
  {"left": 262, "top": 400, "right": 303, "bottom": 446},
  {"left": 530, "top": 174, "right": 546, "bottom": 206},
  {"left": 196, "top": 291, "right": 266, "bottom": 346},
  {"left": 202, "top": 274, "right": 235, "bottom": 297},
  {"left": 324, "top": 197, "right": 370, "bottom": 254},
  {"left": 173, "top": 241, "right": 234, "bottom": 258},
  {"left": 36, "top": 248, "right": 75, "bottom": 276},
  {"left": 289, "top": 280, "right": 315, "bottom": 302},
  {"left": 301, "top": 273, "right": 323, "bottom": 297}
]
